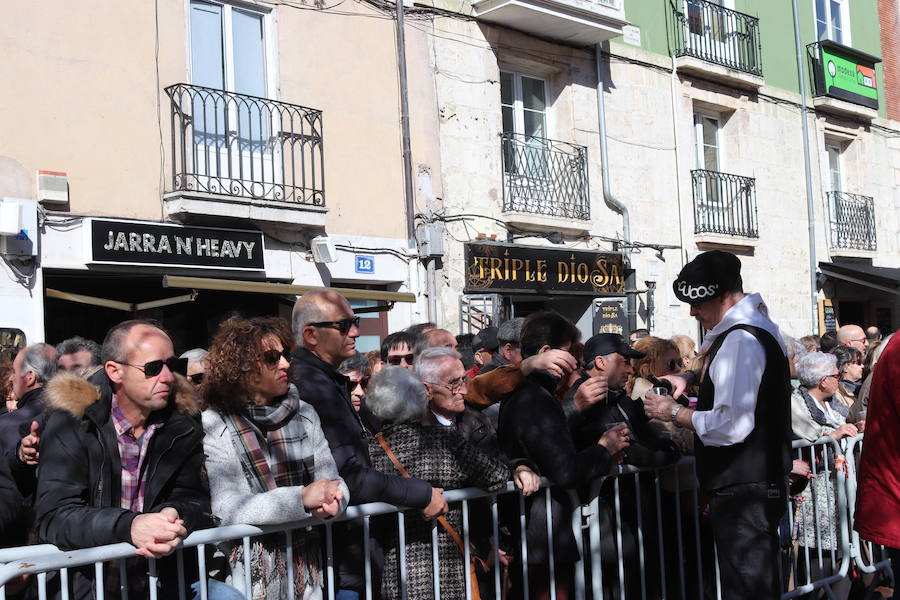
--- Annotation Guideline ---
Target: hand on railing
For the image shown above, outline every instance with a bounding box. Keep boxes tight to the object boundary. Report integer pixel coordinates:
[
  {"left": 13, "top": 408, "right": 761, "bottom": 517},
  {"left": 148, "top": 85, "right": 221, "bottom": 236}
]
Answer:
[
  {"left": 421, "top": 487, "right": 449, "bottom": 520},
  {"left": 830, "top": 423, "right": 859, "bottom": 440},
  {"left": 302, "top": 478, "right": 344, "bottom": 518},
  {"left": 599, "top": 423, "right": 630, "bottom": 464},
  {"left": 131, "top": 507, "right": 187, "bottom": 559},
  {"left": 513, "top": 465, "right": 541, "bottom": 497}
]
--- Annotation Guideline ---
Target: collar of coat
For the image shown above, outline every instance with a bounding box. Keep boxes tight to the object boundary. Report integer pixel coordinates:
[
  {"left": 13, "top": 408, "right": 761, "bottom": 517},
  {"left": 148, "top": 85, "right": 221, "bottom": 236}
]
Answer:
[{"left": 42, "top": 369, "right": 199, "bottom": 421}]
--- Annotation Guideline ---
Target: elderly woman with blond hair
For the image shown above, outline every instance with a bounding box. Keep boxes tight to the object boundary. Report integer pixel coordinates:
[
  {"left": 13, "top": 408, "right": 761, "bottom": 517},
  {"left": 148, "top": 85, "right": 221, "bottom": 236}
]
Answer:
[{"left": 202, "top": 317, "right": 349, "bottom": 599}]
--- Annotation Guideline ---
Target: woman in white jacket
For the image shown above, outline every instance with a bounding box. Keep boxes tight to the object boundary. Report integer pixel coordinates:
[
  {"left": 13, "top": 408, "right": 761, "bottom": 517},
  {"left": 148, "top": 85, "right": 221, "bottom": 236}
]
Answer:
[{"left": 202, "top": 316, "right": 349, "bottom": 599}]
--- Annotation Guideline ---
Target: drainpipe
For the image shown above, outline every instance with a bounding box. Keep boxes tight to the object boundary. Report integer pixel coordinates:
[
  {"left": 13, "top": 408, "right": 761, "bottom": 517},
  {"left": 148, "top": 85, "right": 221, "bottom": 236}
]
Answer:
[
  {"left": 595, "top": 43, "right": 636, "bottom": 331},
  {"left": 791, "top": 0, "right": 821, "bottom": 331},
  {"left": 395, "top": 0, "right": 416, "bottom": 242}
]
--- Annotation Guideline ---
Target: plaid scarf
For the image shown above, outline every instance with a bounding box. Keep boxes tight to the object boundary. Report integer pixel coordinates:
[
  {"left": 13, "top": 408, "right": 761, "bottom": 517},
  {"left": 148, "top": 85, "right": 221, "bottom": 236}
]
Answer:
[
  {"left": 224, "top": 384, "right": 322, "bottom": 598},
  {"left": 225, "top": 385, "right": 315, "bottom": 492}
]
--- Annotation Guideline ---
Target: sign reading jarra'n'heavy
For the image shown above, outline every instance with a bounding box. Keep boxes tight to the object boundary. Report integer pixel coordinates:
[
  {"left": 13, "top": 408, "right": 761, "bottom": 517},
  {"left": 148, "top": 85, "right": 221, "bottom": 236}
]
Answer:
[
  {"left": 464, "top": 242, "right": 625, "bottom": 295},
  {"left": 89, "top": 219, "right": 265, "bottom": 271}
]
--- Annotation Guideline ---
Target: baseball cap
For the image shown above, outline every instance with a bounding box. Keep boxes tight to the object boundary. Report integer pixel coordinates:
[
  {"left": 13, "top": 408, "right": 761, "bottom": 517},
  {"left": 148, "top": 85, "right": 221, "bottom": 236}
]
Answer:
[
  {"left": 672, "top": 250, "right": 742, "bottom": 304},
  {"left": 583, "top": 333, "right": 646, "bottom": 366},
  {"left": 472, "top": 326, "right": 499, "bottom": 353}
]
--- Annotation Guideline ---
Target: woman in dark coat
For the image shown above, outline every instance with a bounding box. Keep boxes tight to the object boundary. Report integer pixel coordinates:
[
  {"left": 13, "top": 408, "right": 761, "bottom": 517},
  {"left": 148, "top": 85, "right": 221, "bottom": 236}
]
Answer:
[{"left": 366, "top": 366, "right": 515, "bottom": 600}]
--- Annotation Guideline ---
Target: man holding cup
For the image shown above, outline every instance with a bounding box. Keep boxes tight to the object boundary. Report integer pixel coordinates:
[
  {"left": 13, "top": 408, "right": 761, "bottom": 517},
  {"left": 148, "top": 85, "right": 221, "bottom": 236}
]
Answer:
[{"left": 643, "top": 251, "right": 791, "bottom": 600}]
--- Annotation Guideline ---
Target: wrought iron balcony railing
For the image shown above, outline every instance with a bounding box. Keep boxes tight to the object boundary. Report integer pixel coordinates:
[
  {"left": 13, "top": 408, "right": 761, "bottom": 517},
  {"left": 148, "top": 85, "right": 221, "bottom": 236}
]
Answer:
[
  {"left": 691, "top": 169, "right": 758, "bottom": 238},
  {"left": 672, "top": 0, "right": 762, "bottom": 76},
  {"left": 501, "top": 133, "right": 590, "bottom": 220},
  {"left": 165, "top": 84, "right": 324, "bottom": 206},
  {"left": 827, "top": 191, "right": 877, "bottom": 251}
]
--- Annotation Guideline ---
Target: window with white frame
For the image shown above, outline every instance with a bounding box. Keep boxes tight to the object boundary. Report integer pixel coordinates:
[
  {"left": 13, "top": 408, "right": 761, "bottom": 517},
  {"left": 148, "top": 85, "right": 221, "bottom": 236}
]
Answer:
[
  {"left": 826, "top": 144, "right": 842, "bottom": 192},
  {"left": 815, "top": 0, "right": 850, "bottom": 45},
  {"left": 693, "top": 113, "right": 721, "bottom": 172},
  {"left": 500, "top": 71, "right": 549, "bottom": 176}
]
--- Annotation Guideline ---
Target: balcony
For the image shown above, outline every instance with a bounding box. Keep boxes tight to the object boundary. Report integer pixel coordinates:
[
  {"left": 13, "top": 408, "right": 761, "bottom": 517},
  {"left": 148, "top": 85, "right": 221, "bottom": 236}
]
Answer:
[
  {"left": 807, "top": 41, "right": 881, "bottom": 121},
  {"left": 691, "top": 169, "right": 758, "bottom": 242},
  {"left": 672, "top": 0, "right": 763, "bottom": 89},
  {"left": 163, "top": 84, "right": 327, "bottom": 228},
  {"left": 827, "top": 191, "right": 877, "bottom": 254},
  {"left": 471, "top": 0, "right": 627, "bottom": 46},
  {"left": 501, "top": 133, "right": 590, "bottom": 232}
]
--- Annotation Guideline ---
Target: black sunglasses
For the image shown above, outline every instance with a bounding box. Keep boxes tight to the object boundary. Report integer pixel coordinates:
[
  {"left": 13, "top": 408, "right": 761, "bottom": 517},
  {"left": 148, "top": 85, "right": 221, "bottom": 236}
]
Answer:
[
  {"left": 307, "top": 316, "right": 361, "bottom": 335},
  {"left": 189, "top": 372, "right": 204, "bottom": 385},
  {"left": 347, "top": 376, "right": 370, "bottom": 392},
  {"left": 386, "top": 353, "right": 415, "bottom": 366},
  {"left": 121, "top": 357, "right": 188, "bottom": 378},
  {"left": 262, "top": 348, "right": 291, "bottom": 367}
]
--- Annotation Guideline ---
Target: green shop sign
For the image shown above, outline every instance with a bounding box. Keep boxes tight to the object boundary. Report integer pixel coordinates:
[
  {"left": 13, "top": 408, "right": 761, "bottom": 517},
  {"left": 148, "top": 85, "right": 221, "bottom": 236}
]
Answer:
[{"left": 811, "top": 41, "right": 881, "bottom": 110}]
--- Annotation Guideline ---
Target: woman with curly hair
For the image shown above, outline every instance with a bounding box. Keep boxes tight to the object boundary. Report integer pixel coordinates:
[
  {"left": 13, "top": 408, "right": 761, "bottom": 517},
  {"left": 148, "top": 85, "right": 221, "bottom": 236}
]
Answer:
[
  {"left": 626, "top": 336, "right": 683, "bottom": 399},
  {"left": 202, "top": 316, "right": 349, "bottom": 599}
]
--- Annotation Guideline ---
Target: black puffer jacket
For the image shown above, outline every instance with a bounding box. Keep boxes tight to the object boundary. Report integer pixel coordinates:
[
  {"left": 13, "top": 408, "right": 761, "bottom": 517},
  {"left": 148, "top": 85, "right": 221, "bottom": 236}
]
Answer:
[{"left": 34, "top": 371, "right": 210, "bottom": 599}]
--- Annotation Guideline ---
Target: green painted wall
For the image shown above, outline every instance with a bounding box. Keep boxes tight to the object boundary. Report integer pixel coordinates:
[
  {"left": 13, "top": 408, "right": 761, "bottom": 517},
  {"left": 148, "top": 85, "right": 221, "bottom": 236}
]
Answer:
[{"left": 618, "top": 0, "right": 885, "bottom": 114}]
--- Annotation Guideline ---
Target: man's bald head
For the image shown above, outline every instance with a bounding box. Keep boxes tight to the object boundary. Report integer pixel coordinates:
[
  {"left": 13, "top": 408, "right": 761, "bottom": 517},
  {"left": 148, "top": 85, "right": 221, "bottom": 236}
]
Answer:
[
  {"left": 292, "top": 290, "right": 359, "bottom": 366},
  {"left": 837, "top": 324, "right": 868, "bottom": 355},
  {"left": 292, "top": 291, "right": 347, "bottom": 341}
]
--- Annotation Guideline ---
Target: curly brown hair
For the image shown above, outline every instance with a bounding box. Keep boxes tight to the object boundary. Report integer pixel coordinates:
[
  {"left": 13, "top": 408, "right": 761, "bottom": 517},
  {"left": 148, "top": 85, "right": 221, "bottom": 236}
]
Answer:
[
  {"left": 203, "top": 316, "right": 294, "bottom": 414},
  {"left": 625, "top": 336, "right": 680, "bottom": 395}
]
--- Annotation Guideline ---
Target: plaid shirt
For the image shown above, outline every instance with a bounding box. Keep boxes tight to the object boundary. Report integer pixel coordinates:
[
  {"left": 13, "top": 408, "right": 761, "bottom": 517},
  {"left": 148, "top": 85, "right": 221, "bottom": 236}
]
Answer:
[{"left": 111, "top": 395, "right": 162, "bottom": 512}]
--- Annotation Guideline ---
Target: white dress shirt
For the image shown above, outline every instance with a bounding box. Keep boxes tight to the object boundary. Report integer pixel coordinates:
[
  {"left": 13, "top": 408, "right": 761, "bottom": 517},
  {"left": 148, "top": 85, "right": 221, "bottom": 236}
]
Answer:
[{"left": 691, "top": 293, "right": 786, "bottom": 447}]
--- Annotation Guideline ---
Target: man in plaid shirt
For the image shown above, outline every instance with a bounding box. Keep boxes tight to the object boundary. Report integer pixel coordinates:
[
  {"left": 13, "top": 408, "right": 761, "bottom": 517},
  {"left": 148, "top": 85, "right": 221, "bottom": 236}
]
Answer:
[{"left": 34, "top": 320, "right": 213, "bottom": 598}]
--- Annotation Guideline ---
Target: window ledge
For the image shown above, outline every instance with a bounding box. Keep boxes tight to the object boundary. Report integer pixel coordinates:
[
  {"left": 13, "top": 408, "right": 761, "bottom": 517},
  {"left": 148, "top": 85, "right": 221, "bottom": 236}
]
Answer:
[
  {"left": 813, "top": 96, "right": 878, "bottom": 121},
  {"left": 694, "top": 232, "right": 758, "bottom": 251},
  {"left": 163, "top": 191, "right": 327, "bottom": 229},
  {"left": 675, "top": 56, "right": 764, "bottom": 90},
  {"left": 503, "top": 211, "right": 591, "bottom": 234},
  {"left": 829, "top": 247, "right": 877, "bottom": 258}
]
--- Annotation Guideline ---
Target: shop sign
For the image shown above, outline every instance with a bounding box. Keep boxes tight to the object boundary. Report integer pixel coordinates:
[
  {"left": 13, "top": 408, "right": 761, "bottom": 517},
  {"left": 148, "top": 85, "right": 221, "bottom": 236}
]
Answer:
[
  {"left": 464, "top": 242, "right": 625, "bottom": 295},
  {"left": 89, "top": 219, "right": 265, "bottom": 271},
  {"left": 593, "top": 298, "right": 629, "bottom": 336},
  {"left": 812, "top": 41, "right": 880, "bottom": 110}
]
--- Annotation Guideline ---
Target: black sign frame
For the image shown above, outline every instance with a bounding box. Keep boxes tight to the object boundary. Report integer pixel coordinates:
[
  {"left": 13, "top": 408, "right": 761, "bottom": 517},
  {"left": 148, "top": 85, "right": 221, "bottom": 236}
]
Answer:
[
  {"left": 89, "top": 219, "right": 265, "bottom": 271},
  {"left": 464, "top": 242, "right": 625, "bottom": 296}
]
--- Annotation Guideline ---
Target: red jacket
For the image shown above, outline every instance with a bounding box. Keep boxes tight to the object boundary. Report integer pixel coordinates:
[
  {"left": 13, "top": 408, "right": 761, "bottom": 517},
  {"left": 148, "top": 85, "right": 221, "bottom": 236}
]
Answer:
[{"left": 854, "top": 333, "right": 900, "bottom": 548}]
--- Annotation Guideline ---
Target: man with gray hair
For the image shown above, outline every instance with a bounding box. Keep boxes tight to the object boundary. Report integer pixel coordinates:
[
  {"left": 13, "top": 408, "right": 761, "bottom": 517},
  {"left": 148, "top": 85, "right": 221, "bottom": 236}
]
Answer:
[
  {"left": 478, "top": 317, "right": 524, "bottom": 375},
  {"left": 0, "top": 343, "right": 57, "bottom": 546},
  {"left": 56, "top": 336, "right": 101, "bottom": 374}
]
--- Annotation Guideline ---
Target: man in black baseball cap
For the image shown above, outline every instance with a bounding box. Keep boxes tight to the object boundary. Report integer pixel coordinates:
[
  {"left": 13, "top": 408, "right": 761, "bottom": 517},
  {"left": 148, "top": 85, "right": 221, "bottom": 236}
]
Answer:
[
  {"left": 468, "top": 326, "right": 499, "bottom": 378},
  {"left": 644, "top": 250, "right": 790, "bottom": 600}
]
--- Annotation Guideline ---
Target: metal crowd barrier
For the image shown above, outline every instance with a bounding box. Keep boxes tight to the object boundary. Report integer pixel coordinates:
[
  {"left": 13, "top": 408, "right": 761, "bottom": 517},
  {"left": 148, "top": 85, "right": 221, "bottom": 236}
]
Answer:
[
  {"left": 844, "top": 435, "right": 893, "bottom": 579},
  {"left": 0, "top": 444, "right": 892, "bottom": 600}
]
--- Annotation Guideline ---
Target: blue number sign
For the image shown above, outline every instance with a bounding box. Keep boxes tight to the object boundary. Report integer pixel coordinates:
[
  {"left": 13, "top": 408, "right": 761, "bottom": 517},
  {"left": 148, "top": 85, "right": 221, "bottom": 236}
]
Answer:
[{"left": 355, "top": 255, "right": 375, "bottom": 274}]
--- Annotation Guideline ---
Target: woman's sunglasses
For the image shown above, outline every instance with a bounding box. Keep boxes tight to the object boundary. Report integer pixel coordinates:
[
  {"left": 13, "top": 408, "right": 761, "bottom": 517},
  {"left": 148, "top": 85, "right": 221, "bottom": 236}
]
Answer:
[
  {"left": 262, "top": 348, "right": 291, "bottom": 367},
  {"left": 347, "top": 376, "right": 370, "bottom": 392}
]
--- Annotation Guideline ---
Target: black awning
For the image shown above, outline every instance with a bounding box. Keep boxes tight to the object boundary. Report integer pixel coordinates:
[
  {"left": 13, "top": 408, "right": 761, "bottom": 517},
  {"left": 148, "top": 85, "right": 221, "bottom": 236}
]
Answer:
[{"left": 819, "top": 262, "right": 900, "bottom": 296}]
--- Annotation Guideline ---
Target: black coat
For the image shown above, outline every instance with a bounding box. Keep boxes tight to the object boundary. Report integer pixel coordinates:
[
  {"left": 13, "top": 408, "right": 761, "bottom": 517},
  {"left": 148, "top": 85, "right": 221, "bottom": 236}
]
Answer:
[
  {"left": 291, "top": 347, "right": 432, "bottom": 592},
  {"left": 498, "top": 371, "right": 615, "bottom": 564},
  {"left": 33, "top": 371, "right": 210, "bottom": 599},
  {"left": 0, "top": 451, "right": 22, "bottom": 542},
  {"left": 0, "top": 387, "right": 45, "bottom": 545}
]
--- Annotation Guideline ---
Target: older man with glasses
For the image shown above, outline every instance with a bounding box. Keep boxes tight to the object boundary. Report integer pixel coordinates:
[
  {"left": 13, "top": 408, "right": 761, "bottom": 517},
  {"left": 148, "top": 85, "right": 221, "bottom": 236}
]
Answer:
[{"left": 290, "top": 291, "right": 448, "bottom": 600}]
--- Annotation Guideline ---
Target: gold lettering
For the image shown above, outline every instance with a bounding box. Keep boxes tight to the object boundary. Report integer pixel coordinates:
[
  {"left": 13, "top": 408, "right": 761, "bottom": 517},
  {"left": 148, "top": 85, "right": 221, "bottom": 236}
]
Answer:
[
  {"left": 557, "top": 261, "right": 568, "bottom": 283},
  {"left": 489, "top": 258, "right": 503, "bottom": 281},
  {"left": 474, "top": 256, "right": 487, "bottom": 279},
  {"left": 577, "top": 262, "right": 589, "bottom": 284},
  {"left": 537, "top": 260, "right": 547, "bottom": 282},
  {"left": 510, "top": 258, "right": 524, "bottom": 281}
]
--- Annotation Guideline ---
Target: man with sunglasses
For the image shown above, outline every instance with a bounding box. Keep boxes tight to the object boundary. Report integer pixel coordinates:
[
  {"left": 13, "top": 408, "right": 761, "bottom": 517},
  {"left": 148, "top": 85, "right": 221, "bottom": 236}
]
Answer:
[
  {"left": 34, "top": 320, "right": 214, "bottom": 598},
  {"left": 291, "top": 291, "right": 448, "bottom": 600}
]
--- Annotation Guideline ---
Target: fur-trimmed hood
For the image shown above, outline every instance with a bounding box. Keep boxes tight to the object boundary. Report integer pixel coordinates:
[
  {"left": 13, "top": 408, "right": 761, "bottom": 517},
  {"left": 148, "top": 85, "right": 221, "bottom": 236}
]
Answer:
[{"left": 44, "top": 370, "right": 199, "bottom": 419}]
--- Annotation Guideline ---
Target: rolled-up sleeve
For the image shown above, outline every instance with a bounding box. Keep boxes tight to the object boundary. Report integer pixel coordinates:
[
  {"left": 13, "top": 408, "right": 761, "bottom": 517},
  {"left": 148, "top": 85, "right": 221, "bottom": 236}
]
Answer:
[{"left": 691, "top": 330, "right": 766, "bottom": 447}]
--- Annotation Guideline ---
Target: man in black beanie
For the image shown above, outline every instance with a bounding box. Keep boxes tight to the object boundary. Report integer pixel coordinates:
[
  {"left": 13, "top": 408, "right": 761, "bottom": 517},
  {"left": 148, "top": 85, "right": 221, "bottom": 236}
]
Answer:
[{"left": 643, "top": 250, "right": 791, "bottom": 599}]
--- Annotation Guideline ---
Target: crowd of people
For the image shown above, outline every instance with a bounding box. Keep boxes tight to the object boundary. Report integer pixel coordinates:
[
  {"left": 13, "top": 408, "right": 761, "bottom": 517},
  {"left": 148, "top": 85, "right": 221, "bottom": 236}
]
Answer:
[{"left": 0, "top": 250, "right": 897, "bottom": 600}]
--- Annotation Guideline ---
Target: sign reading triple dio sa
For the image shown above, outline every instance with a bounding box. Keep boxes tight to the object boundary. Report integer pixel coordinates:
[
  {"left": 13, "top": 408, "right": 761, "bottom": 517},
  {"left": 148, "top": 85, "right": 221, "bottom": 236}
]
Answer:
[{"left": 88, "top": 219, "right": 265, "bottom": 271}]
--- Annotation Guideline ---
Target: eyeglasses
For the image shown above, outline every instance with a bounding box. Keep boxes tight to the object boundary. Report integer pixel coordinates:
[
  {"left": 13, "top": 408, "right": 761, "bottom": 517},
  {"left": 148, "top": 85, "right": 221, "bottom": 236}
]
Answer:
[
  {"left": 262, "top": 348, "right": 291, "bottom": 367},
  {"left": 120, "top": 357, "right": 188, "bottom": 378},
  {"left": 386, "top": 353, "right": 415, "bottom": 366},
  {"left": 428, "top": 376, "right": 468, "bottom": 394},
  {"left": 307, "top": 316, "right": 361, "bottom": 335},
  {"left": 822, "top": 372, "right": 840, "bottom": 382},
  {"left": 347, "top": 376, "right": 370, "bottom": 392},
  {"left": 188, "top": 373, "right": 204, "bottom": 385}
]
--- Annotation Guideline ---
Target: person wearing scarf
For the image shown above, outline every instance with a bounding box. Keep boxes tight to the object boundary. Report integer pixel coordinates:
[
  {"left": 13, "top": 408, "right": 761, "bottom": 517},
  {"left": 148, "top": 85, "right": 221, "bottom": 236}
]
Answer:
[
  {"left": 202, "top": 317, "right": 349, "bottom": 599},
  {"left": 830, "top": 346, "right": 865, "bottom": 416},
  {"left": 789, "top": 352, "right": 863, "bottom": 600}
]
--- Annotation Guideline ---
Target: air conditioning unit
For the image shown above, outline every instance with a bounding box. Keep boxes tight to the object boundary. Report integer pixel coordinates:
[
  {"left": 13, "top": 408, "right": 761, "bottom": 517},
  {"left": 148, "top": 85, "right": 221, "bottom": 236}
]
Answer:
[
  {"left": 37, "top": 170, "right": 68, "bottom": 205},
  {"left": 310, "top": 235, "right": 338, "bottom": 264}
]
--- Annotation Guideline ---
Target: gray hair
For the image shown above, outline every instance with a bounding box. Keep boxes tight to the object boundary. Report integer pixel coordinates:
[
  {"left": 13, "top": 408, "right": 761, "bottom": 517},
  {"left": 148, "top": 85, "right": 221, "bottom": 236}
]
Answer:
[
  {"left": 180, "top": 348, "right": 208, "bottom": 361},
  {"left": 291, "top": 291, "right": 342, "bottom": 344},
  {"left": 498, "top": 318, "right": 524, "bottom": 346},
  {"left": 338, "top": 353, "right": 369, "bottom": 376},
  {"left": 365, "top": 366, "right": 427, "bottom": 423},
  {"left": 20, "top": 343, "right": 58, "bottom": 384},
  {"left": 797, "top": 352, "right": 837, "bottom": 388},
  {"left": 56, "top": 337, "right": 101, "bottom": 366},
  {"left": 414, "top": 347, "right": 461, "bottom": 385},
  {"left": 783, "top": 335, "right": 807, "bottom": 361}
]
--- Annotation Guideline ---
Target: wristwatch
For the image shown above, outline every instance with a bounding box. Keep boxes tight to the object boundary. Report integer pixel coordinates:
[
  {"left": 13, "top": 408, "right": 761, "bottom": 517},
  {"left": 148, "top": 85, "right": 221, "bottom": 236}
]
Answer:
[{"left": 670, "top": 404, "right": 683, "bottom": 424}]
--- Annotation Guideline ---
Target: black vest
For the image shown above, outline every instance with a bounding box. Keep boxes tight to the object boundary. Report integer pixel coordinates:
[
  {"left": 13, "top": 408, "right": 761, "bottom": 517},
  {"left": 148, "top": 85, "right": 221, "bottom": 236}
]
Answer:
[{"left": 695, "top": 324, "right": 791, "bottom": 491}]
